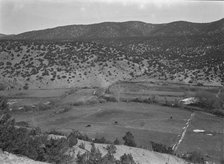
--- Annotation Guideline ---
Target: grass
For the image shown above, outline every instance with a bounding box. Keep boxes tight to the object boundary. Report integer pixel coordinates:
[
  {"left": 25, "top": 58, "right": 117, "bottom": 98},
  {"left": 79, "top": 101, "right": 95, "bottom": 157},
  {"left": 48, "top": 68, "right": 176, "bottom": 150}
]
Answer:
[
  {"left": 8, "top": 82, "right": 223, "bottom": 163},
  {"left": 12, "top": 102, "right": 190, "bottom": 148}
]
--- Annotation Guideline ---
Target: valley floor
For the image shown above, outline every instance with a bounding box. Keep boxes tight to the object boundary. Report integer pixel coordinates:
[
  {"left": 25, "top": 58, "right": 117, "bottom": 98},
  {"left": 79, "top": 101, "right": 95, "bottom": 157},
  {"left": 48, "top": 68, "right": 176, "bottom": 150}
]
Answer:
[{"left": 1, "top": 81, "right": 223, "bottom": 163}]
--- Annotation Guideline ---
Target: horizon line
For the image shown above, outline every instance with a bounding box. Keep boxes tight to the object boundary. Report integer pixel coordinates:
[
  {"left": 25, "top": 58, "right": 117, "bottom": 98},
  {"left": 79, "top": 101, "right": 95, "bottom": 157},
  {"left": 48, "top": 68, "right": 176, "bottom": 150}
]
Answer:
[{"left": 1, "top": 17, "right": 223, "bottom": 35}]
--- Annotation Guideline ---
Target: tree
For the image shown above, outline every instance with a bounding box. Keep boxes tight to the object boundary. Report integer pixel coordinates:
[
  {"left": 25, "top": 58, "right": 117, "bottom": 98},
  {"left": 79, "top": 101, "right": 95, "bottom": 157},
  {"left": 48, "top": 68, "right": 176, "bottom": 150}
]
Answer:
[
  {"left": 89, "top": 143, "right": 102, "bottom": 163},
  {"left": 119, "top": 154, "right": 136, "bottom": 164},
  {"left": 44, "top": 138, "right": 71, "bottom": 163},
  {"left": 106, "top": 144, "right": 117, "bottom": 155},
  {"left": 101, "top": 153, "right": 117, "bottom": 164},
  {"left": 113, "top": 138, "right": 120, "bottom": 145},
  {"left": 122, "top": 132, "right": 136, "bottom": 147},
  {"left": 0, "top": 96, "right": 9, "bottom": 114},
  {"left": 67, "top": 131, "right": 78, "bottom": 147},
  {"left": 77, "top": 143, "right": 103, "bottom": 164}
]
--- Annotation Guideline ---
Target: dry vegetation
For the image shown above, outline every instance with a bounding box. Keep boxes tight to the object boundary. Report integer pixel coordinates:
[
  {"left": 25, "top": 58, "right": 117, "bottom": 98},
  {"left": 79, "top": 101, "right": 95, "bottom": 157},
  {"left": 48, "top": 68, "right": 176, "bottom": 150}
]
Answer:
[{"left": 0, "top": 33, "right": 224, "bottom": 90}]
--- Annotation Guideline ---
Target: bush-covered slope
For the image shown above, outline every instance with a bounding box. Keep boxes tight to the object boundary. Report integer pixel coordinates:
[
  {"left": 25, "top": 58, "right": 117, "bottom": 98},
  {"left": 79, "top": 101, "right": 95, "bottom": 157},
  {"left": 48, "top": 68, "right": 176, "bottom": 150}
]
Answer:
[{"left": 0, "top": 33, "right": 223, "bottom": 89}]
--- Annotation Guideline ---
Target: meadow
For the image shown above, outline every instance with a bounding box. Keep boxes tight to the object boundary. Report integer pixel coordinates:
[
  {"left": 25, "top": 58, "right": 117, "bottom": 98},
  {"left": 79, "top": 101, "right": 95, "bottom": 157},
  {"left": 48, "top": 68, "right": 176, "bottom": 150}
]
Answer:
[{"left": 2, "top": 81, "right": 223, "bottom": 163}]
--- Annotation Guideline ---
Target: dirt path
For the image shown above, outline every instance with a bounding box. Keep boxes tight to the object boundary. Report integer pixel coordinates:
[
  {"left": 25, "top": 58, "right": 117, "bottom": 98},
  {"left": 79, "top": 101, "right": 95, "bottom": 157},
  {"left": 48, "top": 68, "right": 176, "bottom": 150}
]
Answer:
[{"left": 172, "top": 112, "right": 195, "bottom": 152}]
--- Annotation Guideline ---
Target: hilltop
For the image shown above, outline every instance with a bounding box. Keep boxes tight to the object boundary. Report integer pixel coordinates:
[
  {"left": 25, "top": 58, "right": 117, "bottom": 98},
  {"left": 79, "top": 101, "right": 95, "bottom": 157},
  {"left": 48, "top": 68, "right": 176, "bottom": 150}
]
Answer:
[{"left": 2, "top": 18, "right": 224, "bottom": 41}]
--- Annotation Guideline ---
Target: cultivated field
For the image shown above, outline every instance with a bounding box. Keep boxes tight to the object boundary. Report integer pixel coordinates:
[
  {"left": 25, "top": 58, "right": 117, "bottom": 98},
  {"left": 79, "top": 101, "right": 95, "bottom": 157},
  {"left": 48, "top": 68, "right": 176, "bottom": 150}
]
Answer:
[{"left": 3, "top": 81, "right": 223, "bottom": 163}]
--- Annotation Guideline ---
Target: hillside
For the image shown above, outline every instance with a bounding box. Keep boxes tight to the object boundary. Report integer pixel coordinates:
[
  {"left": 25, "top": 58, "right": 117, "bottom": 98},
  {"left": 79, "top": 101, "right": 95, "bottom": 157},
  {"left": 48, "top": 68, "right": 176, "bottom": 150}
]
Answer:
[
  {"left": 0, "top": 151, "right": 48, "bottom": 164},
  {"left": 2, "top": 18, "right": 224, "bottom": 40},
  {"left": 0, "top": 32, "right": 224, "bottom": 89},
  {"left": 72, "top": 140, "right": 189, "bottom": 164},
  {"left": 0, "top": 139, "right": 189, "bottom": 164},
  {"left": 0, "top": 19, "right": 223, "bottom": 89},
  {"left": 0, "top": 34, "right": 6, "bottom": 39}
]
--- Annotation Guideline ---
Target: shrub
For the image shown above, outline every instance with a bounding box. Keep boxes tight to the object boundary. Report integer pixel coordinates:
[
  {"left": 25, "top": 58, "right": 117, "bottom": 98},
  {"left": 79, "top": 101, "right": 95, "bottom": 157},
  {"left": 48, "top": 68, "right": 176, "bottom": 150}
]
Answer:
[
  {"left": 67, "top": 131, "right": 78, "bottom": 147},
  {"left": 15, "top": 121, "right": 29, "bottom": 127},
  {"left": 122, "top": 132, "right": 136, "bottom": 147},
  {"left": 79, "top": 142, "right": 85, "bottom": 149},
  {"left": 55, "top": 105, "right": 72, "bottom": 114},
  {"left": 76, "top": 152, "right": 89, "bottom": 164},
  {"left": 94, "top": 137, "right": 111, "bottom": 144},
  {"left": 29, "top": 127, "right": 42, "bottom": 136},
  {"left": 23, "top": 105, "right": 33, "bottom": 112},
  {"left": 66, "top": 88, "right": 78, "bottom": 95},
  {"left": 66, "top": 130, "right": 92, "bottom": 142},
  {"left": 36, "top": 103, "right": 50, "bottom": 111},
  {"left": 0, "top": 98, "right": 71, "bottom": 163},
  {"left": 77, "top": 143, "right": 103, "bottom": 164},
  {"left": 212, "top": 109, "right": 224, "bottom": 117},
  {"left": 182, "top": 151, "right": 205, "bottom": 164},
  {"left": 151, "top": 95, "right": 157, "bottom": 103},
  {"left": 90, "top": 143, "right": 102, "bottom": 161},
  {"left": 0, "top": 83, "right": 6, "bottom": 91},
  {"left": 101, "top": 153, "right": 117, "bottom": 164},
  {"left": 0, "top": 96, "right": 9, "bottom": 113},
  {"left": 197, "top": 82, "right": 204, "bottom": 86},
  {"left": 119, "top": 153, "right": 136, "bottom": 164},
  {"left": 195, "top": 90, "right": 218, "bottom": 109},
  {"left": 113, "top": 138, "right": 120, "bottom": 145},
  {"left": 106, "top": 144, "right": 117, "bottom": 154},
  {"left": 44, "top": 138, "right": 71, "bottom": 163},
  {"left": 102, "top": 95, "right": 117, "bottom": 102},
  {"left": 151, "top": 141, "right": 173, "bottom": 154},
  {"left": 23, "top": 83, "right": 29, "bottom": 90}
]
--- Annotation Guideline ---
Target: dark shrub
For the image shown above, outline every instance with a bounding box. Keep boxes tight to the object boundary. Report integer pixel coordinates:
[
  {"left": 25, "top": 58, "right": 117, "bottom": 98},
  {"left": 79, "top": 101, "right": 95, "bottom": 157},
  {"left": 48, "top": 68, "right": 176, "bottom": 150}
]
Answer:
[
  {"left": 36, "top": 103, "right": 50, "bottom": 111},
  {"left": 78, "top": 142, "right": 85, "bottom": 149},
  {"left": 106, "top": 144, "right": 117, "bottom": 154},
  {"left": 101, "top": 153, "right": 117, "bottom": 164},
  {"left": 0, "top": 83, "right": 6, "bottom": 91},
  {"left": 0, "top": 97, "right": 71, "bottom": 163},
  {"left": 15, "top": 121, "right": 29, "bottom": 127},
  {"left": 67, "top": 131, "right": 78, "bottom": 147},
  {"left": 94, "top": 137, "right": 111, "bottom": 144},
  {"left": 0, "top": 96, "right": 9, "bottom": 113},
  {"left": 195, "top": 90, "right": 218, "bottom": 109},
  {"left": 212, "top": 109, "right": 224, "bottom": 117},
  {"left": 123, "top": 132, "right": 136, "bottom": 147},
  {"left": 23, "top": 83, "right": 29, "bottom": 90},
  {"left": 119, "top": 153, "right": 136, "bottom": 164},
  {"left": 113, "top": 138, "right": 120, "bottom": 145},
  {"left": 151, "top": 141, "right": 173, "bottom": 154},
  {"left": 77, "top": 143, "right": 103, "bottom": 164},
  {"left": 70, "top": 130, "right": 91, "bottom": 141},
  {"left": 29, "top": 127, "right": 42, "bottom": 136},
  {"left": 23, "top": 105, "right": 33, "bottom": 111},
  {"left": 44, "top": 138, "right": 71, "bottom": 163},
  {"left": 182, "top": 151, "right": 205, "bottom": 164}
]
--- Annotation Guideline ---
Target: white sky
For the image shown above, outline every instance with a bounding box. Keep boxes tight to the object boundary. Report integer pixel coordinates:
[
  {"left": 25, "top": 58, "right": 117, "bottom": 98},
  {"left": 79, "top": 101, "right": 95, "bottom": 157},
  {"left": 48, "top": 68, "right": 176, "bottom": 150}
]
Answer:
[{"left": 0, "top": 0, "right": 223, "bottom": 34}]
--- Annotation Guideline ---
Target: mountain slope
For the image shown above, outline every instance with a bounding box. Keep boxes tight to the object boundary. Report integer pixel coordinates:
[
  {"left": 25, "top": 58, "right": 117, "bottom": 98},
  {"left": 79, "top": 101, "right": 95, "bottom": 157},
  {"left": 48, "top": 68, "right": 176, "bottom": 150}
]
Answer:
[
  {"left": 0, "top": 33, "right": 223, "bottom": 90},
  {"left": 3, "top": 18, "right": 224, "bottom": 40},
  {"left": 0, "top": 34, "right": 6, "bottom": 39}
]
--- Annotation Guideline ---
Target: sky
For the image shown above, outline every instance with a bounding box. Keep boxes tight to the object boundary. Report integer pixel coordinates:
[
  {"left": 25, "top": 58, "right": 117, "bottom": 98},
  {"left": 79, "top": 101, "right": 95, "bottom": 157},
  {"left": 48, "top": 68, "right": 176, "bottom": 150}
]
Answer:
[{"left": 0, "top": 0, "right": 223, "bottom": 34}]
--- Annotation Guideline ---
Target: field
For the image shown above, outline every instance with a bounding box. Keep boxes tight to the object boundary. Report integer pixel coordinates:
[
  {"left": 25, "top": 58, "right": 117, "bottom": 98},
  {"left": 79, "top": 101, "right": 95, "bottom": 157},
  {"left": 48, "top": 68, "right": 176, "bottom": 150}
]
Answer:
[{"left": 2, "top": 81, "right": 223, "bottom": 163}]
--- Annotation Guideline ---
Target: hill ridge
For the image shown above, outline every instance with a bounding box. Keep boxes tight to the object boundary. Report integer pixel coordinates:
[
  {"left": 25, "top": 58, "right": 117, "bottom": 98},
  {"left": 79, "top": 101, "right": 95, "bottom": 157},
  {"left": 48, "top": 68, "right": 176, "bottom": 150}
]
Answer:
[{"left": 2, "top": 18, "right": 223, "bottom": 40}]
